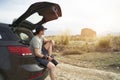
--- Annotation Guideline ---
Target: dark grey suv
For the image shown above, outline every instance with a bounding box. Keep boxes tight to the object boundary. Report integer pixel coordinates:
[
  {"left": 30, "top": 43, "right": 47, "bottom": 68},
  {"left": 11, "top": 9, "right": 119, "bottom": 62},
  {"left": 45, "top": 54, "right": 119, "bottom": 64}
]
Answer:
[{"left": 0, "top": 2, "right": 62, "bottom": 80}]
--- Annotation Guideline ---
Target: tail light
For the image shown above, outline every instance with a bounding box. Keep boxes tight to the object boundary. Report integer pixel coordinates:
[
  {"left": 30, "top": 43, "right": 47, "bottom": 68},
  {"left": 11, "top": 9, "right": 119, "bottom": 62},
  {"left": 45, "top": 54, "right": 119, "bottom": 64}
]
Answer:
[
  {"left": 28, "top": 72, "right": 44, "bottom": 80},
  {"left": 8, "top": 46, "right": 32, "bottom": 56}
]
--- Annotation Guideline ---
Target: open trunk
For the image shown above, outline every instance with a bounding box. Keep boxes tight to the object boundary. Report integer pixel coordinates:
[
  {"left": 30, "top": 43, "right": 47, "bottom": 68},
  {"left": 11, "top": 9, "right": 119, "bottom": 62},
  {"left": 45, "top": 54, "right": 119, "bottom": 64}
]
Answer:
[{"left": 10, "top": 2, "right": 62, "bottom": 45}]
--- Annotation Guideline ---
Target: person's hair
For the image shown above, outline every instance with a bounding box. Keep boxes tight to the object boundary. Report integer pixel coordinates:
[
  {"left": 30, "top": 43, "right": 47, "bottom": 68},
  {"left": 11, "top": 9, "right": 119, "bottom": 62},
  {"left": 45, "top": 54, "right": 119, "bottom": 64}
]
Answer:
[
  {"left": 35, "top": 25, "right": 47, "bottom": 34},
  {"left": 36, "top": 28, "right": 42, "bottom": 34}
]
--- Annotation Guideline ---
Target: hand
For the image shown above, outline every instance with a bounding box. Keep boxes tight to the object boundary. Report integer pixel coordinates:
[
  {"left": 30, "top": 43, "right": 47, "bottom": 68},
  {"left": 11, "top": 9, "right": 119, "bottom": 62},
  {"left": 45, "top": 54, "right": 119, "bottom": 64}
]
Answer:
[{"left": 47, "top": 56, "right": 53, "bottom": 61}]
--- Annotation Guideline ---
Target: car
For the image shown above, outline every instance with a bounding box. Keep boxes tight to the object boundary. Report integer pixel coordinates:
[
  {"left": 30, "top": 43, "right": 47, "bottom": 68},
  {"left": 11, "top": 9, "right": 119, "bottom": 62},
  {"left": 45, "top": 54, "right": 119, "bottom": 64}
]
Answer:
[{"left": 0, "top": 2, "right": 62, "bottom": 80}]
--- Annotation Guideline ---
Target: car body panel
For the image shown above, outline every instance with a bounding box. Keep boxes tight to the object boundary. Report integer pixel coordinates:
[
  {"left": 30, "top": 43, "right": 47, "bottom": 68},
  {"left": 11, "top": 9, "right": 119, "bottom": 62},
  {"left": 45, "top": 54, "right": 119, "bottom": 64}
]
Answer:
[
  {"left": 0, "top": 1, "right": 62, "bottom": 80},
  {"left": 21, "top": 64, "right": 44, "bottom": 72},
  {"left": 0, "top": 23, "right": 48, "bottom": 80}
]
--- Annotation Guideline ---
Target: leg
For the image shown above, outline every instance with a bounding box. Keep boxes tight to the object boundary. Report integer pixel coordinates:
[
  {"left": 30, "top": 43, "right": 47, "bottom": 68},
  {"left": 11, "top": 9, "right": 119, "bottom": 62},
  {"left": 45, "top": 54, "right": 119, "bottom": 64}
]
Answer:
[
  {"left": 44, "top": 41, "right": 54, "bottom": 56},
  {"left": 47, "top": 62, "right": 56, "bottom": 80}
]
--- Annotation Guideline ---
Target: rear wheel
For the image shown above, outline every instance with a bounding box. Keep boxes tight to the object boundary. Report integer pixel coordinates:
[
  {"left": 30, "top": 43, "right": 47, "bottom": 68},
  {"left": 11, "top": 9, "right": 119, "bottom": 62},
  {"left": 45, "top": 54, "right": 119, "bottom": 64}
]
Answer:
[{"left": 0, "top": 73, "right": 5, "bottom": 80}]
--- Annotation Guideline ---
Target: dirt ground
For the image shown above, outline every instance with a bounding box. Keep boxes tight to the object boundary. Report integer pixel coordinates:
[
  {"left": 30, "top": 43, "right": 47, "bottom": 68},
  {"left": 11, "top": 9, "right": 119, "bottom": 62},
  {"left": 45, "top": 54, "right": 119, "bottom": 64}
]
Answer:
[
  {"left": 45, "top": 36, "right": 120, "bottom": 80},
  {"left": 45, "top": 62, "right": 120, "bottom": 80}
]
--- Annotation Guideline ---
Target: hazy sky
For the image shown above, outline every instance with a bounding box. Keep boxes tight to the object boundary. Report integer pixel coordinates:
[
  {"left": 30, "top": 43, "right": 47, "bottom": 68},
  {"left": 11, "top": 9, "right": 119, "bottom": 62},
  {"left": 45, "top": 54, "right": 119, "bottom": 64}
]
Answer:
[{"left": 0, "top": 0, "right": 120, "bottom": 35}]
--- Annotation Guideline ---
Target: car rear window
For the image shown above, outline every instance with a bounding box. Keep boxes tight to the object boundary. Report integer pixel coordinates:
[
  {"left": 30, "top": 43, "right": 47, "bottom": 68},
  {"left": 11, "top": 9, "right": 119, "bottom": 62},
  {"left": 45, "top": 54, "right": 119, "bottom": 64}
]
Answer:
[
  {"left": 0, "top": 30, "right": 10, "bottom": 41},
  {"left": 0, "top": 28, "right": 19, "bottom": 41}
]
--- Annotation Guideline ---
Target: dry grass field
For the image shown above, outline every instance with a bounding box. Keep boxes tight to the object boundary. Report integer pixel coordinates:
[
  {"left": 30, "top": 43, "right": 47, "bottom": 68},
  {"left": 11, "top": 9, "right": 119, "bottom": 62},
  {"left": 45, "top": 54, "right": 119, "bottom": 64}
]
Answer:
[{"left": 46, "top": 34, "right": 120, "bottom": 80}]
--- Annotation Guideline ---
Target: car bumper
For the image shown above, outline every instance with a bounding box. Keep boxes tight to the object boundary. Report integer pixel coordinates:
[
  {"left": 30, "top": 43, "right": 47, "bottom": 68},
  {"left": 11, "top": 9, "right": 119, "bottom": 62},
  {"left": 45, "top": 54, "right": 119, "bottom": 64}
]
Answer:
[
  {"left": 20, "top": 64, "right": 49, "bottom": 80},
  {"left": 6, "top": 64, "right": 49, "bottom": 80}
]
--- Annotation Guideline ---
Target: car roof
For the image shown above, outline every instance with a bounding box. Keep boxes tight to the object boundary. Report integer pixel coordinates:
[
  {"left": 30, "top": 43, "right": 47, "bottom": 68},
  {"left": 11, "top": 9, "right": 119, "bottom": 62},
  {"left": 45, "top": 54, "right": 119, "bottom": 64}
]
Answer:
[{"left": 0, "top": 23, "right": 9, "bottom": 28}]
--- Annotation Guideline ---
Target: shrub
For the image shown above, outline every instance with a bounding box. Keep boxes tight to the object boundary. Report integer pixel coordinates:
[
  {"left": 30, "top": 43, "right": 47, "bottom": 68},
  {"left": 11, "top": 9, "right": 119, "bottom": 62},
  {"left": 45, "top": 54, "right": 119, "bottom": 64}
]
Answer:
[
  {"left": 55, "top": 29, "right": 71, "bottom": 45},
  {"left": 60, "top": 35, "right": 70, "bottom": 45},
  {"left": 96, "top": 35, "right": 111, "bottom": 50},
  {"left": 111, "top": 35, "right": 120, "bottom": 51}
]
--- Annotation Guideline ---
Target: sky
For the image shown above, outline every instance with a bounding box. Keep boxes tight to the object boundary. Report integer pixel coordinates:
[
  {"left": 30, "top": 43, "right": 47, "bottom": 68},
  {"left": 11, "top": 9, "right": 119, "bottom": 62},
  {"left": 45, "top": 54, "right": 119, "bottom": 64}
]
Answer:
[{"left": 0, "top": 0, "right": 120, "bottom": 36}]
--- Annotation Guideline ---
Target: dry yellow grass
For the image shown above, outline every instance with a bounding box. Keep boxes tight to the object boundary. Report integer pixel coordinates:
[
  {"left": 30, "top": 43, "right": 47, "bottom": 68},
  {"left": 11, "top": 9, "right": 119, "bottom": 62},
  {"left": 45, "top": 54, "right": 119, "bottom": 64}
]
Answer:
[
  {"left": 46, "top": 34, "right": 120, "bottom": 80},
  {"left": 111, "top": 35, "right": 120, "bottom": 51},
  {"left": 51, "top": 34, "right": 120, "bottom": 72},
  {"left": 47, "top": 29, "right": 71, "bottom": 45},
  {"left": 47, "top": 34, "right": 120, "bottom": 52}
]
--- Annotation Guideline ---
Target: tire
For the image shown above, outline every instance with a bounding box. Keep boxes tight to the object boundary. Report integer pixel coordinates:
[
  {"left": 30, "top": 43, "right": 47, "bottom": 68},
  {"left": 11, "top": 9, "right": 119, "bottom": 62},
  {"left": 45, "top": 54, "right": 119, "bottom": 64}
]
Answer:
[
  {"left": 0, "top": 73, "right": 5, "bottom": 80},
  {"left": 15, "top": 27, "right": 34, "bottom": 45}
]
